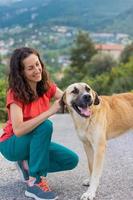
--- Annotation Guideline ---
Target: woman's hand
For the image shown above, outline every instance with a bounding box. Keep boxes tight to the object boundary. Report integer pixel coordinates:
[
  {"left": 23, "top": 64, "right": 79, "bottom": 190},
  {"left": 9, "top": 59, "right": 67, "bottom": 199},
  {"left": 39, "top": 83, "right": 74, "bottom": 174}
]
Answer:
[
  {"left": 10, "top": 101, "right": 61, "bottom": 136},
  {"left": 48, "top": 99, "right": 61, "bottom": 116}
]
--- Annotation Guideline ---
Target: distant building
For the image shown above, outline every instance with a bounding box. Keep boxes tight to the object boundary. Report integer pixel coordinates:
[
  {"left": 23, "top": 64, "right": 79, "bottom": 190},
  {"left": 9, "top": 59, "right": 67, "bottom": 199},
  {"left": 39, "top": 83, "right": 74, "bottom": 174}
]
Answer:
[
  {"left": 0, "top": 48, "right": 9, "bottom": 56},
  {"left": 0, "top": 40, "right": 9, "bottom": 56},
  {"left": 58, "top": 55, "right": 71, "bottom": 67},
  {"left": 52, "top": 26, "right": 68, "bottom": 34},
  {"left": 95, "top": 44, "right": 124, "bottom": 60}
]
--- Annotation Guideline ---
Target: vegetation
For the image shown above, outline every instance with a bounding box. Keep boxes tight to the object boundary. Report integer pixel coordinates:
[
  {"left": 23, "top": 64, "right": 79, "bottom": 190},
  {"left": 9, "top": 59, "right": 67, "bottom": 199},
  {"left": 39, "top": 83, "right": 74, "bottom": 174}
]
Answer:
[
  {"left": 104, "top": 8, "right": 133, "bottom": 36},
  {"left": 120, "top": 42, "right": 133, "bottom": 63},
  {"left": 58, "top": 32, "right": 133, "bottom": 96},
  {"left": 59, "top": 31, "right": 97, "bottom": 87},
  {"left": 70, "top": 31, "right": 97, "bottom": 68},
  {"left": 85, "top": 53, "right": 117, "bottom": 77},
  {"left": 0, "top": 78, "right": 7, "bottom": 122},
  {"left": 0, "top": 31, "right": 133, "bottom": 123}
]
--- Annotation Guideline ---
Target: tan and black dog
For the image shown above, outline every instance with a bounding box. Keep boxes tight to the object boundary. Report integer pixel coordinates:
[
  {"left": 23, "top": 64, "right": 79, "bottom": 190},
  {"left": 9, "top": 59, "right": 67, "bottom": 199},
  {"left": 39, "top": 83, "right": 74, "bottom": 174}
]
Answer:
[{"left": 60, "top": 82, "right": 133, "bottom": 200}]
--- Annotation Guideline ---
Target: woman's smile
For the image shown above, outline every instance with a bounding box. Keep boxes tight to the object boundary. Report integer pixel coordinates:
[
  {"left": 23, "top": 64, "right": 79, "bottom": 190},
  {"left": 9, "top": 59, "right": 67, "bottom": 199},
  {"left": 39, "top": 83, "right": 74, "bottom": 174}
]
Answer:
[{"left": 23, "top": 54, "right": 42, "bottom": 84}]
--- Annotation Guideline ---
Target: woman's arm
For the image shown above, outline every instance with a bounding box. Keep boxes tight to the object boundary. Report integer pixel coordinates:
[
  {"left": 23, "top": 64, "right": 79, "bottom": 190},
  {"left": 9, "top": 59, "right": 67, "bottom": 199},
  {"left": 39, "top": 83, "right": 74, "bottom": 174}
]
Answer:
[
  {"left": 10, "top": 100, "right": 60, "bottom": 137},
  {"left": 54, "top": 87, "right": 63, "bottom": 99}
]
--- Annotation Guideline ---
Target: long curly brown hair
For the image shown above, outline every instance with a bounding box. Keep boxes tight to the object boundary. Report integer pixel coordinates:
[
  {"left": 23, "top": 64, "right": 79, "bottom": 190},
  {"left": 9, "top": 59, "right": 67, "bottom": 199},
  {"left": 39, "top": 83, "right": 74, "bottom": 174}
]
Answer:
[{"left": 8, "top": 47, "right": 51, "bottom": 103}]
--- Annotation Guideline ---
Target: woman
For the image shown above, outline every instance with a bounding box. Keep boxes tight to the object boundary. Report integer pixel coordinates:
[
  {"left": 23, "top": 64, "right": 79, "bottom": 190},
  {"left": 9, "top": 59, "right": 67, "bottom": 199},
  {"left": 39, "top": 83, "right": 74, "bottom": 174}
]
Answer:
[{"left": 0, "top": 47, "right": 79, "bottom": 200}]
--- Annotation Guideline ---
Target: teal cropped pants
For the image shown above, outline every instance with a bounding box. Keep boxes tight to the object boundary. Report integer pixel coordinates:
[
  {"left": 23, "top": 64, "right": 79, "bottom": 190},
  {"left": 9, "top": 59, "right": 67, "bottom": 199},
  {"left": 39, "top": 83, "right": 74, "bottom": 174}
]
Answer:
[{"left": 0, "top": 120, "right": 79, "bottom": 181}]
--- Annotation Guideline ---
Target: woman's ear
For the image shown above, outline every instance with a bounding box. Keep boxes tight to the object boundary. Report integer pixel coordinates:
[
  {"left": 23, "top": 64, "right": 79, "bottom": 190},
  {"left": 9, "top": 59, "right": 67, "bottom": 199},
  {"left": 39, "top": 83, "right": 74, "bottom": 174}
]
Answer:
[{"left": 94, "top": 92, "right": 100, "bottom": 105}]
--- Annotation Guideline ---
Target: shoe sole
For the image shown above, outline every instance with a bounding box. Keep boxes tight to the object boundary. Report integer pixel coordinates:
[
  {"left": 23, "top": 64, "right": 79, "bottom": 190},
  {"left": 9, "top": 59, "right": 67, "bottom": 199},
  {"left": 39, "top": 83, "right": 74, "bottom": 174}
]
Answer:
[{"left": 25, "top": 191, "right": 58, "bottom": 200}]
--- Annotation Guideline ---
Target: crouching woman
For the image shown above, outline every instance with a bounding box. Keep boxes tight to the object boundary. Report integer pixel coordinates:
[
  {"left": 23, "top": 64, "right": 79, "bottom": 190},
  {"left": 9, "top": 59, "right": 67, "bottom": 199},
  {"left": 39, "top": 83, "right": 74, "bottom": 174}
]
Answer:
[{"left": 0, "top": 47, "right": 79, "bottom": 200}]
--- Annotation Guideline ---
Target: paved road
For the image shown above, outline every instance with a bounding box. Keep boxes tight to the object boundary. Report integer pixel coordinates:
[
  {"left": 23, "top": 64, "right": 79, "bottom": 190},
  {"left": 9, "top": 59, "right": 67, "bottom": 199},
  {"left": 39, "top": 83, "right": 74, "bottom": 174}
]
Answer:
[{"left": 0, "top": 114, "right": 133, "bottom": 200}]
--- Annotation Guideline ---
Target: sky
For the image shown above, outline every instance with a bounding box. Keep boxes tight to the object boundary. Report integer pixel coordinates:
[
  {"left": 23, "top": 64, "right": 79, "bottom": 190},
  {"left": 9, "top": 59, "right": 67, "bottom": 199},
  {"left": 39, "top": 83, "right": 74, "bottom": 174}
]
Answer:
[
  {"left": 0, "top": 0, "right": 12, "bottom": 4},
  {"left": 0, "top": 0, "right": 22, "bottom": 5}
]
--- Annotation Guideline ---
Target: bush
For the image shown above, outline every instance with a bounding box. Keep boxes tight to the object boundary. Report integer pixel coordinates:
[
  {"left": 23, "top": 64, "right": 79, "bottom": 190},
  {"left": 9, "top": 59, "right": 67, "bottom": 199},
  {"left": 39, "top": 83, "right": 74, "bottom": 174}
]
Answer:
[{"left": 0, "top": 107, "right": 7, "bottom": 122}]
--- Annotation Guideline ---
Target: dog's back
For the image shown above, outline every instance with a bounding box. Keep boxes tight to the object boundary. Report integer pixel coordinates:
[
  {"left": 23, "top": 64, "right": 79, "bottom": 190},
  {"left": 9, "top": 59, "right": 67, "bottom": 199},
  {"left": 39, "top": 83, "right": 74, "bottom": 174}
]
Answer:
[{"left": 101, "top": 93, "right": 133, "bottom": 139}]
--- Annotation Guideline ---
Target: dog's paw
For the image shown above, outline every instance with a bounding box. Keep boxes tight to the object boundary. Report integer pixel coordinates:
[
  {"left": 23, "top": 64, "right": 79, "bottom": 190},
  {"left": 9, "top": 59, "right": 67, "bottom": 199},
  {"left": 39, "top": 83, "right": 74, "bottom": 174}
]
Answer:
[
  {"left": 80, "top": 190, "right": 95, "bottom": 200},
  {"left": 82, "top": 178, "right": 90, "bottom": 186}
]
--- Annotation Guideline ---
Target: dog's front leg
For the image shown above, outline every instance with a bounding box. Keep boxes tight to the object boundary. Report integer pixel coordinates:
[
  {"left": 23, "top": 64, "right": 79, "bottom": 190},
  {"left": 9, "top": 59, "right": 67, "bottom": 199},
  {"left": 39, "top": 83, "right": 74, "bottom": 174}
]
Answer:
[
  {"left": 82, "top": 142, "right": 94, "bottom": 186},
  {"left": 81, "top": 141, "right": 106, "bottom": 200}
]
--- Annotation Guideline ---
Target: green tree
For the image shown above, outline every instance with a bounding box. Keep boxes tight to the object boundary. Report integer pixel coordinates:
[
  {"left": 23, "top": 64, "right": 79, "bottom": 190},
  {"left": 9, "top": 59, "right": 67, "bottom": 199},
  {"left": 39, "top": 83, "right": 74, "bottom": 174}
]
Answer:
[
  {"left": 120, "top": 42, "right": 133, "bottom": 63},
  {"left": 84, "top": 73, "right": 110, "bottom": 95},
  {"left": 0, "top": 55, "right": 8, "bottom": 79},
  {"left": 70, "top": 31, "right": 97, "bottom": 70},
  {"left": 109, "top": 57, "right": 133, "bottom": 93},
  {"left": 59, "top": 31, "right": 97, "bottom": 88},
  {"left": 0, "top": 79, "right": 7, "bottom": 122},
  {"left": 85, "top": 53, "right": 116, "bottom": 77},
  {"left": 83, "top": 57, "right": 133, "bottom": 95}
]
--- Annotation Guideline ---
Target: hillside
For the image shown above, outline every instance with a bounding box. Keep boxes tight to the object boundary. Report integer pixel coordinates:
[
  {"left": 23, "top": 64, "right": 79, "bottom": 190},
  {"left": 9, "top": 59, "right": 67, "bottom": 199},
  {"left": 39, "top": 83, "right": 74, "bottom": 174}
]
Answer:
[
  {"left": 0, "top": 0, "right": 133, "bottom": 35},
  {"left": 103, "top": 7, "right": 133, "bottom": 36}
]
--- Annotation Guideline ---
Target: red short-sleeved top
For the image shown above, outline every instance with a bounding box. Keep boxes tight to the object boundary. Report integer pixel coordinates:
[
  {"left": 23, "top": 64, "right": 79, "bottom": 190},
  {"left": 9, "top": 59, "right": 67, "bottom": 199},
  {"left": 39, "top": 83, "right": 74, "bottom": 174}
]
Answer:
[{"left": 0, "top": 83, "right": 56, "bottom": 142}]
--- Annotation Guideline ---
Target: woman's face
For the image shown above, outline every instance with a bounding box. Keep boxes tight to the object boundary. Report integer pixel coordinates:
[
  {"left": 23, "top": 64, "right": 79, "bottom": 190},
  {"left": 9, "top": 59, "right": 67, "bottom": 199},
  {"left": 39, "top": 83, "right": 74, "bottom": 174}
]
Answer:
[{"left": 23, "top": 53, "right": 42, "bottom": 85}]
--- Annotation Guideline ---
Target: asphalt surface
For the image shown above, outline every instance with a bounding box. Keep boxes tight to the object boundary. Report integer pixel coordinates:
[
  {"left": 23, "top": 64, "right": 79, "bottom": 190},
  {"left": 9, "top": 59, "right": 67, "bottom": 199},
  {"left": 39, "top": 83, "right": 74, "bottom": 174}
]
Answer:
[{"left": 0, "top": 114, "right": 133, "bottom": 200}]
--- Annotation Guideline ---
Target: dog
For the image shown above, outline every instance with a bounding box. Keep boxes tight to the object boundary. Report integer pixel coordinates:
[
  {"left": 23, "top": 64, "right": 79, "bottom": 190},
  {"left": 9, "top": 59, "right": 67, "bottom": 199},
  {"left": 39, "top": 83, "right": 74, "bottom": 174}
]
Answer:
[{"left": 60, "top": 82, "right": 133, "bottom": 200}]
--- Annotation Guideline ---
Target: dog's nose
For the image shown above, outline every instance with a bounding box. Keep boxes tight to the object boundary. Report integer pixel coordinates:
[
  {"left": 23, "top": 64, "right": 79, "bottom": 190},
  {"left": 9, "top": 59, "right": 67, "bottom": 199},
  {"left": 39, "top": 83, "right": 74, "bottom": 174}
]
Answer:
[{"left": 82, "top": 94, "right": 91, "bottom": 102}]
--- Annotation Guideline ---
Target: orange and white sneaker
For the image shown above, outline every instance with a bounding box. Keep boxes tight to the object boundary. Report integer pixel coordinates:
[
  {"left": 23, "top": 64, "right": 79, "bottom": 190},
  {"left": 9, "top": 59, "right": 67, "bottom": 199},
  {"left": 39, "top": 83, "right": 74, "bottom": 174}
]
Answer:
[{"left": 25, "top": 177, "right": 58, "bottom": 200}]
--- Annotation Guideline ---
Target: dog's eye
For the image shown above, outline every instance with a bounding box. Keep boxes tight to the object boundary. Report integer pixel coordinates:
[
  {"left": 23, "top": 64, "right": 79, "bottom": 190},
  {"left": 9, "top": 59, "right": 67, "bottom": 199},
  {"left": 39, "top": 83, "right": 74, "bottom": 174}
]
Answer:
[
  {"left": 85, "top": 86, "right": 90, "bottom": 92},
  {"left": 71, "top": 87, "right": 79, "bottom": 94}
]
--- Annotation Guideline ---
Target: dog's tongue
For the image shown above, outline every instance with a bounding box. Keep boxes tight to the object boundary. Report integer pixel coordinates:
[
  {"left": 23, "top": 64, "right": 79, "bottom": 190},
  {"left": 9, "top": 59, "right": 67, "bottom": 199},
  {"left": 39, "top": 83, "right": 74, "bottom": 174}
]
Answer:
[{"left": 78, "top": 107, "right": 91, "bottom": 117}]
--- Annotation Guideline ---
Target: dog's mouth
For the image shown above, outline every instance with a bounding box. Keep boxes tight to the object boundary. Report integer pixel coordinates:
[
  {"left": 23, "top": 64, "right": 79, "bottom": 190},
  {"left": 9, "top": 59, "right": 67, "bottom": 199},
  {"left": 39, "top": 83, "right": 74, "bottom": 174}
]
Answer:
[{"left": 72, "top": 102, "right": 92, "bottom": 118}]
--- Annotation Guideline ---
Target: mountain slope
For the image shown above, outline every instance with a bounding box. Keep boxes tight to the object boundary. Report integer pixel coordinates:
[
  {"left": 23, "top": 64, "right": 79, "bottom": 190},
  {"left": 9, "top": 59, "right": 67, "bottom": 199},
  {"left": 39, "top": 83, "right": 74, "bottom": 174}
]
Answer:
[
  {"left": 104, "top": 7, "right": 133, "bottom": 35},
  {"left": 0, "top": 0, "right": 133, "bottom": 35}
]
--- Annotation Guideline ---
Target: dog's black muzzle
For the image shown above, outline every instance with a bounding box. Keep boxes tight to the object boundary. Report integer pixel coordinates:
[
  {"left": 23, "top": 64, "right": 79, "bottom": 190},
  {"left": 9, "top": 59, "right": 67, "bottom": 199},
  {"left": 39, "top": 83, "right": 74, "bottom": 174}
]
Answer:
[
  {"left": 77, "top": 94, "right": 93, "bottom": 108},
  {"left": 71, "top": 94, "right": 92, "bottom": 118}
]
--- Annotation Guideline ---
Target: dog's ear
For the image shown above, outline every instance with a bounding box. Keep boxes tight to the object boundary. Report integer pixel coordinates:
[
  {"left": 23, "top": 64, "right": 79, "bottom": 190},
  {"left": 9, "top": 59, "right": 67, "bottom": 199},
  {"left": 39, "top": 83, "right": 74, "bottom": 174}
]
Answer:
[
  {"left": 59, "top": 92, "right": 67, "bottom": 113},
  {"left": 94, "top": 92, "right": 100, "bottom": 105}
]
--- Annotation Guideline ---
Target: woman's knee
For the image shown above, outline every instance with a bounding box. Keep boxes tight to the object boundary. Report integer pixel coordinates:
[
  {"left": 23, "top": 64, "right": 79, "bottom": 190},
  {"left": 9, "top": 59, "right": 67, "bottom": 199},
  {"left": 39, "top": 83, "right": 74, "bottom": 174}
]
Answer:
[
  {"left": 63, "top": 151, "right": 79, "bottom": 171},
  {"left": 69, "top": 152, "right": 79, "bottom": 169},
  {"left": 42, "top": 119, "right": 53, "bottom": 134},
  {"left": 35, "top": 119, "right": 53, "bottom": 137}
]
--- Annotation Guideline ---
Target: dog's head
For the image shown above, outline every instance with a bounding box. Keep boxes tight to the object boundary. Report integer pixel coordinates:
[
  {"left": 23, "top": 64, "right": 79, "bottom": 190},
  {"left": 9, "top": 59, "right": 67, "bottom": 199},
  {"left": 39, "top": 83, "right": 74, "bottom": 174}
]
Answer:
[{"left": 60, "top": 82, "right": 100, "bottom": 118}]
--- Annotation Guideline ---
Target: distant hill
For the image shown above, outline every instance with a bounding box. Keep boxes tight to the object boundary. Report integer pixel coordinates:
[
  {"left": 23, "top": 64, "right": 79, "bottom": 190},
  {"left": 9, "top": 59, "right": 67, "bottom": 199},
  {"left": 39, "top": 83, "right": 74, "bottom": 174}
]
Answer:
[
  {"left": 0, "top": 0, "right": 133, "bottom": 35},
  {"left": 103, "top": 7, "right": 133, "bottom": 36}
]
